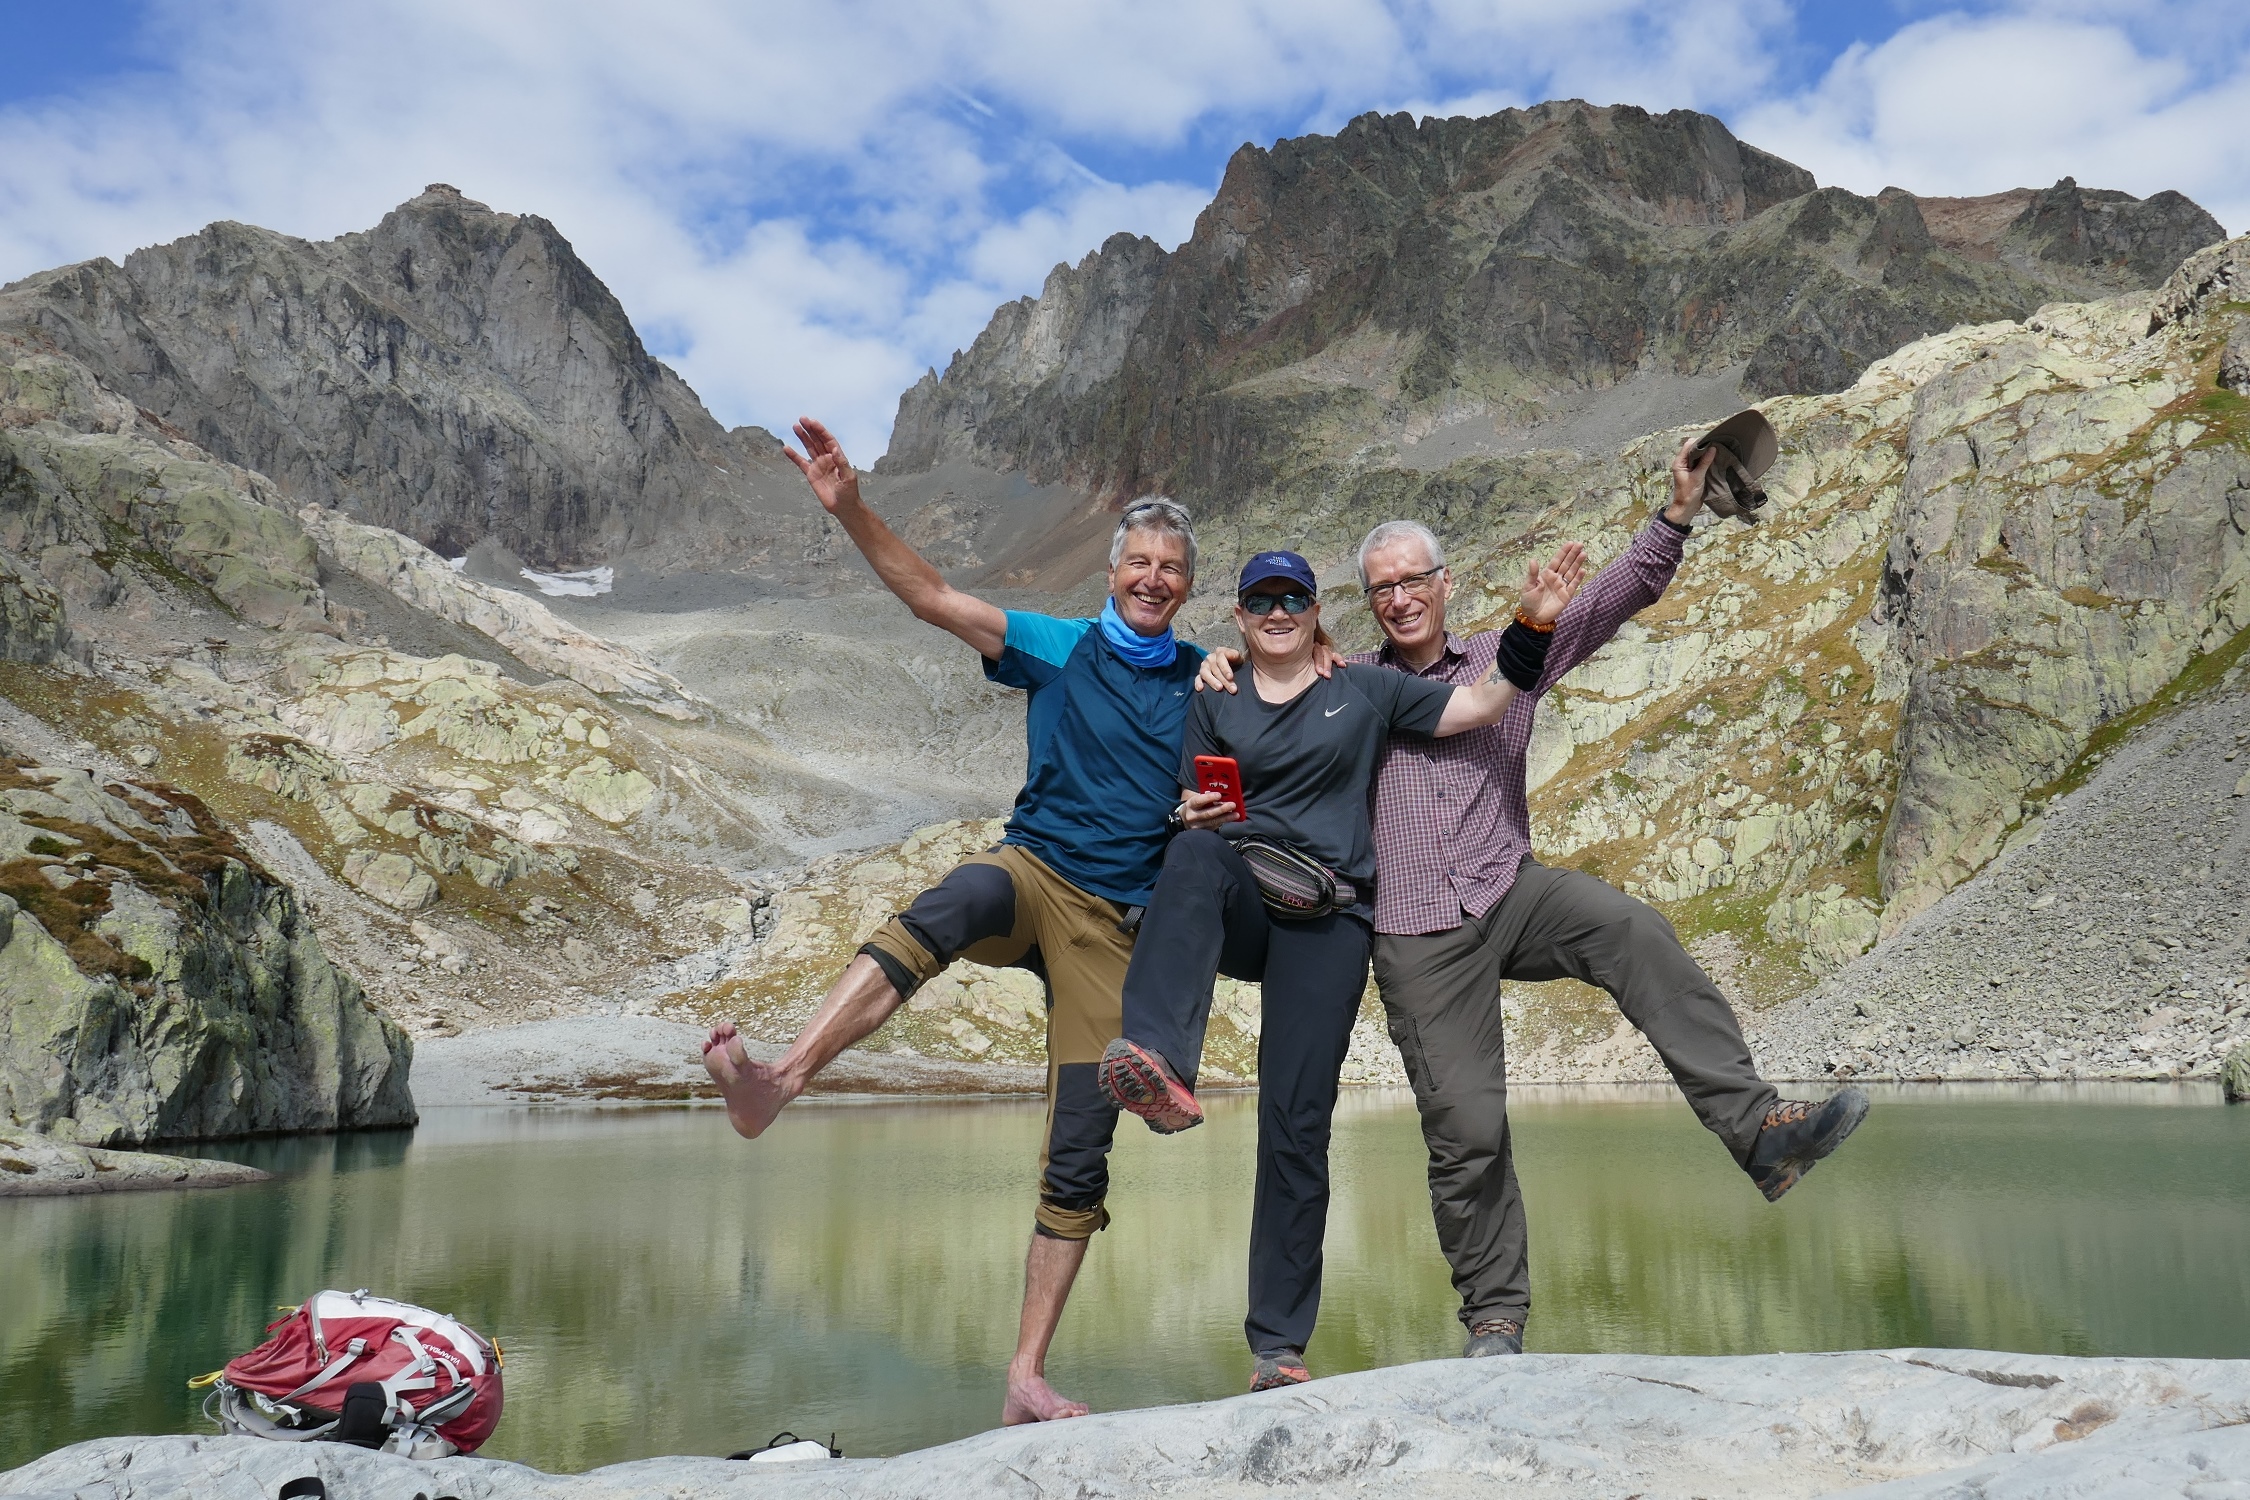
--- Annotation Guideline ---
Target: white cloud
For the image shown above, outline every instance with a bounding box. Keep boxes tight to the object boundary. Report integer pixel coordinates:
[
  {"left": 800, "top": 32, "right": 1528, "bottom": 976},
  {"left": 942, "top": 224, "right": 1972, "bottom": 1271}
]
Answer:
[
  {"left": 1738, "top": 10, "right": 2250, "bottom": 231},
  {"left": 0, "top": 0, "right": 2243, "bottom": 466}
]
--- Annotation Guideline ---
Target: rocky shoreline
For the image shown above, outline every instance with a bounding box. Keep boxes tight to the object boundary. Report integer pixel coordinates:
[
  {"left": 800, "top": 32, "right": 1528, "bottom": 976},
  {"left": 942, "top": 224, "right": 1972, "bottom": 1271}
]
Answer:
[
  {"left": 0, "top": 1133, "right": 267, "bottom": 1197},
  {"left": 4, "top": 1349, "right": 2245, "bottom": 1499}
]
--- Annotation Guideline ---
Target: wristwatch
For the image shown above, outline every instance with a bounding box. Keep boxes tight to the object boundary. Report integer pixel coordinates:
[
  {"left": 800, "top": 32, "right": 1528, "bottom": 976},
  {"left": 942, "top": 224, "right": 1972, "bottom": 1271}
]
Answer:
[{"left": 1165, "top": 804, "right": 1187, "bottom": 835}]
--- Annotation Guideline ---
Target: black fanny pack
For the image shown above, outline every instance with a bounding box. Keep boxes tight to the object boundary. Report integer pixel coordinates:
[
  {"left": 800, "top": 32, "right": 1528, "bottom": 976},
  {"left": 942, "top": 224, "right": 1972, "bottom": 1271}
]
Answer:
[{"left": 1236, "top": 836, "right": 1359, "bottom": 921}]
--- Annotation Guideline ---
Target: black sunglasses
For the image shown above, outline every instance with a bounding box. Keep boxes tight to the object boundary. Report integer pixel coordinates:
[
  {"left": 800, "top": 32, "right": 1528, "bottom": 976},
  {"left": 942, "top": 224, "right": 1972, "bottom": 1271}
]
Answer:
[{"left": 1240, "top": 591, "right": 1316, "bottom": 616}]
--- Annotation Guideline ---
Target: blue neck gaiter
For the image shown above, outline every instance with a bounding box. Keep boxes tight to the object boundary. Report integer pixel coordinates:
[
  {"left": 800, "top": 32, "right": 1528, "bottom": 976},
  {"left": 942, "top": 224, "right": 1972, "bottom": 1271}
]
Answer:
[{"left": 1099, "top": 597, "right": 1177, "bottom": 668}]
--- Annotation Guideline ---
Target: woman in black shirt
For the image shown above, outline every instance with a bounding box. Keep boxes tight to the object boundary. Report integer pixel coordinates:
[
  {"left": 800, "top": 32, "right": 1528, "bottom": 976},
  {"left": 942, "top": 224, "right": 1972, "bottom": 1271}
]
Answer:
[{"left": 1097, "top": 543, "right": 1582, "bottom": 1390}]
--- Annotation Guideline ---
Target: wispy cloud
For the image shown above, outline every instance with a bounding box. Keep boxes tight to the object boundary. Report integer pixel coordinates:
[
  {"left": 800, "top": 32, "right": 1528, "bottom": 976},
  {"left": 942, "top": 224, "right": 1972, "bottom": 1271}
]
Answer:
[{"left": 0, "top": 0, "right": 2242, "bottom": 458}]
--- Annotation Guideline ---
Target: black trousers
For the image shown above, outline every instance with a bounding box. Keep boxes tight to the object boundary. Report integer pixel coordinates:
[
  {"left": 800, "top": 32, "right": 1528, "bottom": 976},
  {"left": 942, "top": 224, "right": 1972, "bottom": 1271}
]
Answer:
[{"left": 1121, "top": 830, "right": 1372, "bottom": 1357}]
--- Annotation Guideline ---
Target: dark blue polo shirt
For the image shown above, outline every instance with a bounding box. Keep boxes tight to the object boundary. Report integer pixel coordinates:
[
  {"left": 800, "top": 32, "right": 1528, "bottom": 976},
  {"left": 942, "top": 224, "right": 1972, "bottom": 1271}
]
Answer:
[{"left": 984, "top": 612, "right": 1205, "bottom": 908}]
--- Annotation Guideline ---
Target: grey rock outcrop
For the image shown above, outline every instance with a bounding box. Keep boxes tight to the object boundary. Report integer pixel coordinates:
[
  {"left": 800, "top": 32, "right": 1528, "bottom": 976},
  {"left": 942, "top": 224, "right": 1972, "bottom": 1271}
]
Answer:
[
  {"left": 880, "top": 101, "right": 2222, "bottom": 516},
  {"left": 0, "top": 185, "right": 802, "bottom": 572},
  {"left": 0, "top": 762, "right": 413, "bottom": 1144},
  {"left": 5, "top": 1349, "right": 2244, "bottom": 1499},
  {"left": 0, "top": 553, "right": 73, "bottom": 665},
  {"left": 0, "top": 336, "right": 341, "bottom": 636},
  {"left": 0, "top": 1131, "right": 267, "bottom": 1195},
  {"left": 1875, "top": 236, "right": 2250, "bottom": 924},
  {"left": 297, "top": 505, "right": 707, "bottom": 719}
]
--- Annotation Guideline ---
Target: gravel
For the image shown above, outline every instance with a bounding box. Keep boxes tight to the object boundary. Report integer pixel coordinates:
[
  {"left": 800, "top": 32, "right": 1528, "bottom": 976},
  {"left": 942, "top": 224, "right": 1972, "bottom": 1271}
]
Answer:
[{"left": 1752, "top": 674, "right": 2250, "bottom": 1083}]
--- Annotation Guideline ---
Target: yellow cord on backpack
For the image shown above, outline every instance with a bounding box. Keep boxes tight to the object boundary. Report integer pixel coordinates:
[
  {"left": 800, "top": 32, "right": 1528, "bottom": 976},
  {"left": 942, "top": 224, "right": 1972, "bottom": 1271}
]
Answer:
[{"left": 187, "top": 1370, "right": 224, "bottom": 1390}]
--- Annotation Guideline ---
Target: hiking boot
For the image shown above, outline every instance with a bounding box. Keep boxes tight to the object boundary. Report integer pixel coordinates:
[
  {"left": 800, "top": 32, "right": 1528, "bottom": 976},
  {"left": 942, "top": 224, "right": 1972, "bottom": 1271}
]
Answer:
[
  {"left": 1745, "top": 1088, "right": 1869, "bottom": 1202},
  {"left": 1249, "top": 1349, "right": 1310, "bottom": 1392},
  {"left": 1463, "top": 1318, "right": 1523, "bottom": 1357},
  {"left": 1097, "top": 1038, "right": 1203, "bottom": 1134}
]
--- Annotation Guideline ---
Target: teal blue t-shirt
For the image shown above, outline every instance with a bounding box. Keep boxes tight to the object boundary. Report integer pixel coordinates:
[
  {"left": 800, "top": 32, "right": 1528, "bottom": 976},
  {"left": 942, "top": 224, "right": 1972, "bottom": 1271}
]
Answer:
[{"left": 984, "top": 612, "right": 1205, "bottom": 908}]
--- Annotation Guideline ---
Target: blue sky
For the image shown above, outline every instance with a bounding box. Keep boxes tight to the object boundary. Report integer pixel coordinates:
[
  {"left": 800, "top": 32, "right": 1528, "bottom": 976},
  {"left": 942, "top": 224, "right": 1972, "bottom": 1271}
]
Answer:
[{"left": 1, "top": 1, "right": 2243, "bottom": 458}]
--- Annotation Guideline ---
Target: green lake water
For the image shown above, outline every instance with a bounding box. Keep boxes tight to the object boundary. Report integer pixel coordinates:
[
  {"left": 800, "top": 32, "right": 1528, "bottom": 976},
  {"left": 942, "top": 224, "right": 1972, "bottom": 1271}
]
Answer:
[{"left": 3, "top": 1084, "right": 2246, "bottom": 1473}]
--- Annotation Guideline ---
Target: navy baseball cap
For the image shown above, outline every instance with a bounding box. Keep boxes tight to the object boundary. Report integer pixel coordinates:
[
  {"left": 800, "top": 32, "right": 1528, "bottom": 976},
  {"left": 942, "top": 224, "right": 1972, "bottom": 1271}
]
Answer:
[{"left": 1237, "top": 550, "right": 1318, "bottom": 597}]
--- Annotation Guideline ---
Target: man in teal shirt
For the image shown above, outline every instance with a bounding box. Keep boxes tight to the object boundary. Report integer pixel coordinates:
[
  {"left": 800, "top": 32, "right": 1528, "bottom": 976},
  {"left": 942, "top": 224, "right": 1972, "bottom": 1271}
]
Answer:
[{"left": 702, "top": 417, "right": 1203, "bottom": 1425}]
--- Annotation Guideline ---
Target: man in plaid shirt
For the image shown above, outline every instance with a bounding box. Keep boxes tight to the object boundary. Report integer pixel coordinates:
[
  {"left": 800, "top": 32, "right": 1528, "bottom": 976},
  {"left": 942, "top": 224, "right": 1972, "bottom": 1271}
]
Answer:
[
  {"left": 1202, "top": 436, "right": 1868, "bottom": 1357},
  {"left": 1353, "top": 438, "right": 1868, "bottom": 1356}
]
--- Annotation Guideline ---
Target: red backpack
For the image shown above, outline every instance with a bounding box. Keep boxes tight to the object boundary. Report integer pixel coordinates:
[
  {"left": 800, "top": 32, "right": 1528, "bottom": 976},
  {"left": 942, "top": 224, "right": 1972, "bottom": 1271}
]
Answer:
[{"left": 198, "top": 1290, "right": 504, "bottom": 1458}]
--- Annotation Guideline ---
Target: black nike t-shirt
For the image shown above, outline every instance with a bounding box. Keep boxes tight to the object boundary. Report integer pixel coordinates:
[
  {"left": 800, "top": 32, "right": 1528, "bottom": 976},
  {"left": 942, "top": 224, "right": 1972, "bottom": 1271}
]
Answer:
[{"left": 1181, "top": 662, "right": 1454, "bottom": 915}]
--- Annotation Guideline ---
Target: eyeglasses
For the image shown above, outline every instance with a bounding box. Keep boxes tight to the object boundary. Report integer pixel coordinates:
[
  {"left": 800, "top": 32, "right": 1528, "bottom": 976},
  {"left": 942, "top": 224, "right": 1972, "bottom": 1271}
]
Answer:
[
  {"left": 1366, "top": 567, "right": 1444, "bottom": 606},
  {"left": 1239, "top": 591, "right": 1316, "bottom": 616}
]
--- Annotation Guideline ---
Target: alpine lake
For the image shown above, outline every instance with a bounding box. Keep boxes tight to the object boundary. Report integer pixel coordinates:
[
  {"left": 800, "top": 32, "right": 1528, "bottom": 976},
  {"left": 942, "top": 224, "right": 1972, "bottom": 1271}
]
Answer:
[{"left": 4, "top": 1084, "right": 2246, "bottom": 1474}]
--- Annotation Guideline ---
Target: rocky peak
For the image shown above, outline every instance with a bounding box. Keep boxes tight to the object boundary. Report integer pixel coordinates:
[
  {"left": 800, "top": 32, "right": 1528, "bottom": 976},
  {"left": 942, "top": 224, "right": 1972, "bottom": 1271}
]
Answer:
[
  {"left": 879, "top": 100, "right": 2224, "bottom": 517},
  {"left": 0, "top": 190, "right": 791, "bottom": 571}
]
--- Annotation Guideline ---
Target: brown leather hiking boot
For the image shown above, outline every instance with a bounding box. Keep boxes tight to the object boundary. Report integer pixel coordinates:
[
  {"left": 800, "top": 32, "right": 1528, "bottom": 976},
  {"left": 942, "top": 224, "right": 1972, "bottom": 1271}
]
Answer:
[
  {"left": 1464, "top": 1318, "right": 1523, "bottom": 1357},
  {"left": 1746, "top": 1088, "right": 1869, "bottom": 1201}
]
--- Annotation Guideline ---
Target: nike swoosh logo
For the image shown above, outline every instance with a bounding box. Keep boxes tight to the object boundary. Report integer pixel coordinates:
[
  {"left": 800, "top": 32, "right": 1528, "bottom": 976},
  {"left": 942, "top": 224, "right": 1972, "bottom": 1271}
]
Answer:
[{"left": 1325, "top": 705, "right": 1347, "bottom": 717}]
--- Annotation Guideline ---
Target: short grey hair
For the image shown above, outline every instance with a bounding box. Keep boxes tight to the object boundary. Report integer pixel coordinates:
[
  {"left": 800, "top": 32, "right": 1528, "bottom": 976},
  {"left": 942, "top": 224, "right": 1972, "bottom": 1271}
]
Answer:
[
  {"left": 1111, "top": 497, "right": 1198, "bottom": 578},
  {"left": 1356, "top": 520, "right": 1445, "bottom": 589}
]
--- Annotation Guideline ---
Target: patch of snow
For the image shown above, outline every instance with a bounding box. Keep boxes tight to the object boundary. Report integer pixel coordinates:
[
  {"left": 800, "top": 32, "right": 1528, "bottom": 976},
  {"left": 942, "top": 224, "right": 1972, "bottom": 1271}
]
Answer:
[
  {"left": 519, "top": 566, "right": 614, "bottom": 598},
  {"left": 446, "top": 555, "right": 466, "bottom": 572}
]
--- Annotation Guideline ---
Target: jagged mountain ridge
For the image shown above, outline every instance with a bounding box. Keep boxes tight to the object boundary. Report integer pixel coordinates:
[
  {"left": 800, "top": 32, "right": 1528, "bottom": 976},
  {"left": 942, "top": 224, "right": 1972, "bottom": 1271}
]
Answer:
[{"left": 879, "top": 100, "right": 2221, "bottom": 512}]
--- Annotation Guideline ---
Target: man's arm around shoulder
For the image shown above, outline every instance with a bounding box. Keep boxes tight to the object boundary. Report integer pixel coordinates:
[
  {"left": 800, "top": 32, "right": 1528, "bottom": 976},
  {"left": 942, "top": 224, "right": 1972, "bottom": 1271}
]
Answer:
[{"left": 787, "top": 417, "right": 1006, "bottom": 659}]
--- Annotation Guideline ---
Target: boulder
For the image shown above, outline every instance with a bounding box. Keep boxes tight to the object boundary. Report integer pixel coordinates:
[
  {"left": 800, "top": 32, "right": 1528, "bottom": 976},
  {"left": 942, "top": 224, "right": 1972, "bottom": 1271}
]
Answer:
[
  {"left": 2224, "top": 1042, "right": 2250, "bottom": 1103},
  {"left": 0, "top": 763, "right": 414, "bottom": 1145}
]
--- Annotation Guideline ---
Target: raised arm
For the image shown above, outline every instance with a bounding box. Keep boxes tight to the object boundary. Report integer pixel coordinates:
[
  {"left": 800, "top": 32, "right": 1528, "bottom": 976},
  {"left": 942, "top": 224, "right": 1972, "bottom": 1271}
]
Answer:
[
  {"left": 787, "top": 417, "right": 1007, "bottom": 660},
  {"left": 1540, "top": 437, "right": 1712, "bottom": 687},
  {"left": 1434, "top": 541, "right": 1584, "bottom": 735}
]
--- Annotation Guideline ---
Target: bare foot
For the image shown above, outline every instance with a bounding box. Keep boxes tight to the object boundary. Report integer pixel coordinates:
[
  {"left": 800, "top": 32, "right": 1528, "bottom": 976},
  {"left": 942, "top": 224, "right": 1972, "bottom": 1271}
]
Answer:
[
  {"left": 700, "top": 1020, "right": 796, "bottom": 1139},
  {"left": 1001, "top": 1372, "right": 1090, "bottom": 1425}
]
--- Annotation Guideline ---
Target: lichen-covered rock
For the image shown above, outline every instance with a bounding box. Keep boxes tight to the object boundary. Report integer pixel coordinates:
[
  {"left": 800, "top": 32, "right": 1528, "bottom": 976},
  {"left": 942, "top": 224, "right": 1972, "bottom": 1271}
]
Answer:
[
  {"left": 0, "top": 762, "right": 413, "bottom": 1144},
  {"left": 2224, "top": 1042, "right": 2250, "bottom": 1102},
  {"left": 340, "top": 849, "right": 439, "bottom": 912},
  {"left": 552, "top": 755, "right": 656, "bottom": 823},
  {"left": 0, "top": 338, "right": 339, "bottom": 637},
  {"left": 0, "top": 552, "right": 75, "bottom": 664}
]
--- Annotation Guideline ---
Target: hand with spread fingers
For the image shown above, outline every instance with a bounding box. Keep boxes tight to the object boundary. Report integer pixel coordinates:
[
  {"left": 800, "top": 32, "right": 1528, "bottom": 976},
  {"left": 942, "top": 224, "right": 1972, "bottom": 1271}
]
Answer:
[
  {"left": 1518, "top": 541, "right": 1586, "bottom": 626},
  {"left": 785, "top": 417, "right": 863, "bottom": 516}
]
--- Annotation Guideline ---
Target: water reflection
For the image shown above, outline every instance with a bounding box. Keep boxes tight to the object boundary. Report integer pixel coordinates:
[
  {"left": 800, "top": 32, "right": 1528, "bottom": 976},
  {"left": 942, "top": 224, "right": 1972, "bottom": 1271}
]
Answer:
[{"left": 3, "top": 1084, "right": 2244, "bottom": 1473}]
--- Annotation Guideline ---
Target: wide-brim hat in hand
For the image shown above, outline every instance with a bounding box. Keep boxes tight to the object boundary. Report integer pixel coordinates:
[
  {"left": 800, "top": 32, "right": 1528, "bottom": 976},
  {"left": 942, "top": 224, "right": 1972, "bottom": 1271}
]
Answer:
[{"left": 1694, "top": 409, "right": 1778, "bottom": 525}]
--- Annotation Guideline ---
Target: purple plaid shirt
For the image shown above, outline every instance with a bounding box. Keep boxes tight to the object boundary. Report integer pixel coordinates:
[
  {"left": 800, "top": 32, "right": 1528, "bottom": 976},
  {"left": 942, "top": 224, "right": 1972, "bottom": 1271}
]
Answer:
[{"left": 1357, "top": 516, "right": 1687, "bottom": 936}]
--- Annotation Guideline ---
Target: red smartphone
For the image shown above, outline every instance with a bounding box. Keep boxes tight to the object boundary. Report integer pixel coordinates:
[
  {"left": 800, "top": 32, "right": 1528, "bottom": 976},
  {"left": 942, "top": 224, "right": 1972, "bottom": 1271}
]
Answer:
[{"left": 1194, "top": 755, "right": 1248, "bottom": 821}]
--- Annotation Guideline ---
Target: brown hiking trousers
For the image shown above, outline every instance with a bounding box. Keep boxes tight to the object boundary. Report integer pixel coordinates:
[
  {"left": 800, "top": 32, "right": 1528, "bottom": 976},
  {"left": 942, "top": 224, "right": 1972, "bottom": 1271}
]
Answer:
[
  {"left": 861, "top": 843, "right": 1134, "bottom": 1240},
  {"left": 1371, "top": 860, "right": 1778, "bottom": 1329}
]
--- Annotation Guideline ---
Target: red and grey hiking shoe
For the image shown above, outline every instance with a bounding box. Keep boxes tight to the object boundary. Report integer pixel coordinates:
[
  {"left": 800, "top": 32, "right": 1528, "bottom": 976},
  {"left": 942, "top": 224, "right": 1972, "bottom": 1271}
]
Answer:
[
  {"left": 1097, "top": 1038, "right": 1203, "bottom": 1134},
  {"left": 1249, "top": 1349, "right": 1311, "bottom": 1392},
  {"left": 1746, "top": 1087, "right": 1870, "bottom": 1202},
  {"left": 1463, "top": 1318, "right": 1523, "bottom": 1357}
]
